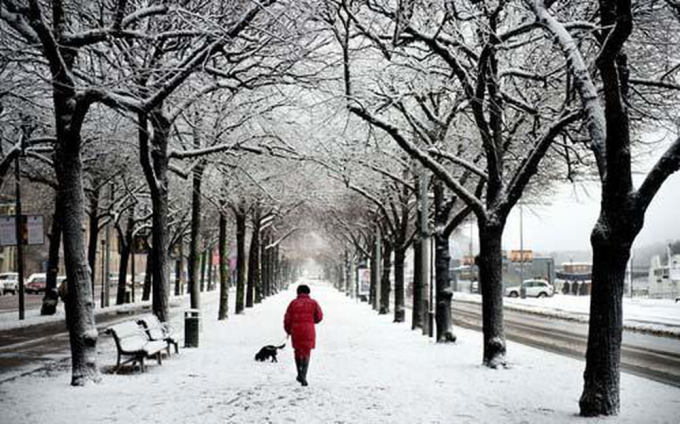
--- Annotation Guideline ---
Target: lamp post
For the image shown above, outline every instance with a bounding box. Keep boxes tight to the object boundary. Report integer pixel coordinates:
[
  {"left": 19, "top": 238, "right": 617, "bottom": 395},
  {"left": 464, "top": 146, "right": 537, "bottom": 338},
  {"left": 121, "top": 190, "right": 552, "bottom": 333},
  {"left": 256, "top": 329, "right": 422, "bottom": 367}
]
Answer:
[{"left": 520, "top": 203, "right": 525, "bottom": 298}]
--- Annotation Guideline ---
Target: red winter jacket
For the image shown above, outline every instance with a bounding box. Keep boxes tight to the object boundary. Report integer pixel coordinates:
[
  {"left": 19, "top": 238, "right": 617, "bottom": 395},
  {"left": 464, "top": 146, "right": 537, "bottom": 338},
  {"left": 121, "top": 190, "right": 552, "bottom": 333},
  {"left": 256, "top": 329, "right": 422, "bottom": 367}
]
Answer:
[{"left": 284, "top": 294, "right": 323, "bottom": 352}]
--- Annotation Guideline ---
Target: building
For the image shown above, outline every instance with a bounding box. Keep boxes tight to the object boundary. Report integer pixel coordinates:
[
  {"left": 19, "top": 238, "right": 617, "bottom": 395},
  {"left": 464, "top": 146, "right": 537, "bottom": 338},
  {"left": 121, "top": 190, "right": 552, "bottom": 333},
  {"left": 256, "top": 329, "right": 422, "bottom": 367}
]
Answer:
[
  {"left": 449, "top": 252, "right": 556, "bottom": 293},
  {"left": 556, "top": 262, "right": 592, "bottom": 295},
  {"left": 648, "top": 251, "right": 680, "bottom": 299}
]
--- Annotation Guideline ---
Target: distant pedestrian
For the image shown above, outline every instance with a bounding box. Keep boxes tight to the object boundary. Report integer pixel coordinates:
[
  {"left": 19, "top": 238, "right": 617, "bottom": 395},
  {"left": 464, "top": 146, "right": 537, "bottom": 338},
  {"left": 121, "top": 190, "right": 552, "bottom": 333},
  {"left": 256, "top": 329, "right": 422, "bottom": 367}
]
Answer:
[{"left": 283, "top": 284, "right": 323, "bottom": 386}]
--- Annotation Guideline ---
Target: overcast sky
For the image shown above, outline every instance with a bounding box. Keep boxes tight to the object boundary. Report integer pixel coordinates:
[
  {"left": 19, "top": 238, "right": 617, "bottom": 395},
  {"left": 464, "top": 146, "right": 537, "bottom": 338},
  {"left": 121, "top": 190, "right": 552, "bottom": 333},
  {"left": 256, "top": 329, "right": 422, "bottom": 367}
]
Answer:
[{"left": 501, "top": 140, "right": 680, "bottom": 253}]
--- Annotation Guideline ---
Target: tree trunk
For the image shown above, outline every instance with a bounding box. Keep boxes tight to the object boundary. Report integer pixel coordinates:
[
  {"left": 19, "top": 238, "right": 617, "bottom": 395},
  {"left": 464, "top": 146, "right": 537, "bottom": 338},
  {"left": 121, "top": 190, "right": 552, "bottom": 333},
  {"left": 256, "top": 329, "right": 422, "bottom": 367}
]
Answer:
[
  {"left": 434, "top": 182, "right": 456, "bottom": 342},
  {"left": 174, "top": 253, "right": 182, "bottom": 296},
  {"left": 247, "top": 211, "right": 261, "bottom": 307},
  {"left": 200, "top": 249, "right": 207, "bottom": 292},
  {"left": 344, "top": 250, "right": 352, "bottom": 296},
  {"left": 139, "top": 110, "right": 170, "bottom": 321},
  {"left": 393, "top": 247, "right": 406, "bottom": 322},
  {"left": 579, "top": 220, "right": 632, "bottom": 415},
  {"left": 477, "top": 222, "right": 506, "bottom": 368},
  {"left": 207, "top": 248, "right": 214, "bottom": 291},
  {"left": 116, "top": 215, "right": 133, "bottom": 305},
  {"left": 188, "top": 161, "right": 204, "bottom": 308},
  {"left": 379, "top": 239, "right": 392, "bottom": 315},
  {"left": 41, "top": 198, "right": 63, "bottom": 316},
  {"left": 235, "top": 210, "right": 247, "bottom": 314},
  {"left": 54, "top": 112, "right": 100, "bottom": 385},
  {"left": 86, "top": 188, "right": 100, "bottom": 302},
  {"left": 273, "top": 245, "right": 280, "bottom": 293},
  {"left": 411, "top": 236, "right": 423, "bottom": 330},
  {"left": 142, "top": 252, "right": 152, "bottom": 301},
  {"left": 370, "top": 234, "right": 379, "bottom": 310},
  {"left": 260, "top": 232, "right": 268, "bottom": 298},
  {"left": 218, "top": 212, "right": 229, "bottom": 320},
  {"left": 434, "top": 229, "right": 456, "bottom": 342}
]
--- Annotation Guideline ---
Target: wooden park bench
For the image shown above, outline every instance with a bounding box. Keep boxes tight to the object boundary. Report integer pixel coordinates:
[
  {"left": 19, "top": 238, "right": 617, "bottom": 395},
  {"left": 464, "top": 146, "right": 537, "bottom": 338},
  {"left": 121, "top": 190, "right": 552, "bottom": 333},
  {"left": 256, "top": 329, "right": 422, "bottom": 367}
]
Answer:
[
  {"left": 137, "top": 314, "right": 179, "bottom": 355},
  {"left": 105, "top": 321, "right": 167, "bottom": 373}
]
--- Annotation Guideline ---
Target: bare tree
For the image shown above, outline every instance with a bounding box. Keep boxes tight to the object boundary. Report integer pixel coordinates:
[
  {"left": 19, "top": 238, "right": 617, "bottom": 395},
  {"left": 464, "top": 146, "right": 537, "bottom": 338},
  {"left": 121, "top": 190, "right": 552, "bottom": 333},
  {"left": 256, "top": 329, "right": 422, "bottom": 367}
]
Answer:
[{"left": 526, "top": 0, "right": 680, "bottom": 416}]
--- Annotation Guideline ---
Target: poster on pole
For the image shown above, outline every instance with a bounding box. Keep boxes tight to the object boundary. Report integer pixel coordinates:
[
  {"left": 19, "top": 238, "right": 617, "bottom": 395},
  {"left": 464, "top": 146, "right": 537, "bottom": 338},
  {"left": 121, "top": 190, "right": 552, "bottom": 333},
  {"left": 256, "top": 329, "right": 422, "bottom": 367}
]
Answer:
[
  {"left": 0, "top": 216, "right": 15, "bottom": 246},
  {"left": 0, "top": 215, "right": 45, "bottom": 246},
  {"left": 357, "top": 266, "right": 370, "bottom": 297},
  {"left": 25, "top": 215, "right": 45, "bottom": 245}
]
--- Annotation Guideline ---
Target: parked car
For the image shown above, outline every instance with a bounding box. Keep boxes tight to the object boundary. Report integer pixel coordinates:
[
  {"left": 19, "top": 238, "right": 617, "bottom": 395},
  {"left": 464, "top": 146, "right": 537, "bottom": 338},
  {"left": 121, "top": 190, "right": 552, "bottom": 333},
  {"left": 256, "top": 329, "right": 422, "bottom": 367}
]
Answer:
[
  {"left": 25, "top": 273, "right": 47, "bottom": 294},
  {"left": 0, "top": 272, "right": 19, "bottom": 295},
  {"left": 505, "top": 279, "right": 554, "bottom": 298}
]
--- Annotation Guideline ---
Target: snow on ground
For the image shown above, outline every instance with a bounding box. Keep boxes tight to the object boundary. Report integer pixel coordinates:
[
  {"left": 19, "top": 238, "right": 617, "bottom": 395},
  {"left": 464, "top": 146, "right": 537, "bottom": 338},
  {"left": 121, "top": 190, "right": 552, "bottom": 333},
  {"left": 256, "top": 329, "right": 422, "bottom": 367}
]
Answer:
[
  {"left": 1, "top": 281, "right": 679, "bottom": 424},
  {"left": 455, "top": 292, "right": 680, "bottom": 336}
]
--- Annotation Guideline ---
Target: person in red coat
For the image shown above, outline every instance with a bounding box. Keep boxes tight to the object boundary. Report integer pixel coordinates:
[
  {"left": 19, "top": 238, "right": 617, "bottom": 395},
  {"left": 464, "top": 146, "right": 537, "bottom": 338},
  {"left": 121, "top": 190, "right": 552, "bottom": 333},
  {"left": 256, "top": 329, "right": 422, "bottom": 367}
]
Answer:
[{"left": 284, "top": 284, "right": 323, "bottom": 386}]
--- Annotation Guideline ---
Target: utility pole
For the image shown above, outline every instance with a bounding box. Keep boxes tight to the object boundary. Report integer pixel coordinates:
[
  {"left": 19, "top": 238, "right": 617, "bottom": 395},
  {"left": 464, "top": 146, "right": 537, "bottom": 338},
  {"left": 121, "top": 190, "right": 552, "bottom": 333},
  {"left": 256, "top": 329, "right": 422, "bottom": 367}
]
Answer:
[
  {"left": 103, "top": 183, "right": 113, "bottom": 307},
  {"left": 420, "top": 168, "right": 430, "bottom": 337},
  {"left": 429, "top": 235, "right": 434, "bottom": 338},
  {"left": 520, "top": 203, "right": 525, "bottom": 298},
  {"left": 100, "top": 239, "right": 106, "bottom": 307},
  {"left": 131, "top": 240, "right": 136, "bottom": 303},
  {"left": 15, "top": 151, "right": 25, "bottom": 320},
  {"left": 629, "top": 249, "right": 634, "bottom": 298}
]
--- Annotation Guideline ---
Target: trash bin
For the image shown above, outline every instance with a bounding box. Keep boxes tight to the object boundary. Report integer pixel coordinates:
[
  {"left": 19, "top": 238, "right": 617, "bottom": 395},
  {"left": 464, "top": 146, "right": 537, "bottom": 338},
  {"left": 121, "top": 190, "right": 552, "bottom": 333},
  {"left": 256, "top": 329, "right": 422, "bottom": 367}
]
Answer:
[{"left": 184, "top": 309, "right": 200, "bottom": 348}]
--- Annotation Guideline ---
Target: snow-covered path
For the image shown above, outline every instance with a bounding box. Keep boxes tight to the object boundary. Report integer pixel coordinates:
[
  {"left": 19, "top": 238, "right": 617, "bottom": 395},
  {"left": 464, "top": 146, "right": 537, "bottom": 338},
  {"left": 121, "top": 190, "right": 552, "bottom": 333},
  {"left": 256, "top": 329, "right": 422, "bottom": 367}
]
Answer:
[{"left": 1, "top": 281, "right": 679, "bottom": 423}]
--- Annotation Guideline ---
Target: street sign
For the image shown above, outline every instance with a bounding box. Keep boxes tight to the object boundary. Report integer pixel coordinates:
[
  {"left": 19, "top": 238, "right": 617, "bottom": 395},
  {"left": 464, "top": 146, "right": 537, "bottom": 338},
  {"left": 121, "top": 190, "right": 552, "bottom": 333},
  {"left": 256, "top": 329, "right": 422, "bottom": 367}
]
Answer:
[{"left": 0, "top": 215, "right": 45, "bottom": 246}]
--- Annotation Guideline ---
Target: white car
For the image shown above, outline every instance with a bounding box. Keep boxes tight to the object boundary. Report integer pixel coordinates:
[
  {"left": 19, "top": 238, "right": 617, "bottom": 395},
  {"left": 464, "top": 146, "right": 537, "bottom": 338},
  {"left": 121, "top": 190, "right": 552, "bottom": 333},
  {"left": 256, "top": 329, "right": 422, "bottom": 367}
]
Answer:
[
  {"left": 505, "top": 279, "right": 554, "bottom": 298},
  {"left": 0, "top": 272, "right": 19, "bottom": 295}
]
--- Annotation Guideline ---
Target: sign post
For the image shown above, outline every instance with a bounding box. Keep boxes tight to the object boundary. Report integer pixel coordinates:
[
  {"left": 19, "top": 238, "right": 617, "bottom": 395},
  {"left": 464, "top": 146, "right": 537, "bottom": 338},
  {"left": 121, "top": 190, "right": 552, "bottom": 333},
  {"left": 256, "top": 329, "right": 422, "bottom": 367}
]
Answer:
[{"left": 15, "top": 156, "right": 24, "bottom": 320}]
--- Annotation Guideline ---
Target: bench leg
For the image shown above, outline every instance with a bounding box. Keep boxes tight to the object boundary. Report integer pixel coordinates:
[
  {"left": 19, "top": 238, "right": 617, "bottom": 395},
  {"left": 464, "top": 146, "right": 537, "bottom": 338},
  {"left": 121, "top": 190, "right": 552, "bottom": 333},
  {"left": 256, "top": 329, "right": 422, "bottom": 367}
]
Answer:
[
  {"left": 114, "top": 352, "right": 122, "bottom": 374},
  {"left": 140, "top": 356, "right": 145, "bottom": 373},
  {"left": 174, "top": 342, "right": 179, "bottom": 354},
  {"left": 157, "top": 352, "right": 162, "bottom": 365}
]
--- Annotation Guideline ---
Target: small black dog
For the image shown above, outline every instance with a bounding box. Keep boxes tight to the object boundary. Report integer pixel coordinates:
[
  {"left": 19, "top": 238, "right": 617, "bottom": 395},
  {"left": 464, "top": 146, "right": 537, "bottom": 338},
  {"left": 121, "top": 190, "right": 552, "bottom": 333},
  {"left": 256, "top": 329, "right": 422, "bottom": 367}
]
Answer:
[{"left": 254, "top": 343, "right": 285, "bottom": 362}]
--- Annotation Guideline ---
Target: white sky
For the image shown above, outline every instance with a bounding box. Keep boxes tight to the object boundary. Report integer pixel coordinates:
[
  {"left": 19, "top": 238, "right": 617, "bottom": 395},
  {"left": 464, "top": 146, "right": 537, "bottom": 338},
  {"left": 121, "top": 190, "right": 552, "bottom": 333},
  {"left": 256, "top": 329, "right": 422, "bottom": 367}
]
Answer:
[{"left": 502, "top": 139, "right": 680, "bottom": 253}]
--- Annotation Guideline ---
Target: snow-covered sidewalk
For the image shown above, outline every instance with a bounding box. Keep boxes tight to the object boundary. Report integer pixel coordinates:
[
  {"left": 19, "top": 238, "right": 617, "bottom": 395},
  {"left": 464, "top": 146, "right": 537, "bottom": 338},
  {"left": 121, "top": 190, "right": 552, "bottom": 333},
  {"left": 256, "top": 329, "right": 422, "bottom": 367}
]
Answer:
[
  {"left": 455, "top": 292, "right": 680, "bottom": 337},
  {"left": 1, "top": 281, "right": 679, "bottom": 423}
]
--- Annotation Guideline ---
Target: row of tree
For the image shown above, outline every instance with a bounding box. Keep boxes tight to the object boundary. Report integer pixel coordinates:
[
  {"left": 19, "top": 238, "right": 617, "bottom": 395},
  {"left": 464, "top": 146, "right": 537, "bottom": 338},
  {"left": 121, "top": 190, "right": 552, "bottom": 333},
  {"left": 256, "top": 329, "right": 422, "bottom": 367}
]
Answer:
[
  {"left": 1, "top": 0, "right": 679, "bottom": 418},
  {"left": 304, "top": 0, "right": 680, "bottom": 417}
]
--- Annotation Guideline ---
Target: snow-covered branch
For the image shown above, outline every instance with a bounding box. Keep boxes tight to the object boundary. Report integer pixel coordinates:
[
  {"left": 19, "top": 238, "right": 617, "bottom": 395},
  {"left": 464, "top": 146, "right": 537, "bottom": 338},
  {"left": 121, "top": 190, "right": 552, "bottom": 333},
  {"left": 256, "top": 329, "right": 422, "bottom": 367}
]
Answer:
[
  {"left": 635, "top": 136, "right": 680, "bottom": 214},
  {"left": 426, "top": 148, "right": 488, "bottom": 181},
  {"left": 349, "top": 105, "right": 486, "bottom": 219},
  {"left": 525, "top": 0, "right": 607, "bottom": 179}
]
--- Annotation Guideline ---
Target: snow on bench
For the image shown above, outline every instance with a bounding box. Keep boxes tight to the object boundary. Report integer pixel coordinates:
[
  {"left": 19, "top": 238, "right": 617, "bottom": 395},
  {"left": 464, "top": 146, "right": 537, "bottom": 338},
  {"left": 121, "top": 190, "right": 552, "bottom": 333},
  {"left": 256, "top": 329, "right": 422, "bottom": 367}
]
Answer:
[
  {"left": 137, "top": 314, "right": 179, "bottom": 355},
  {"left": 105, "top": 321, "right": 167, "bottom": 373}
]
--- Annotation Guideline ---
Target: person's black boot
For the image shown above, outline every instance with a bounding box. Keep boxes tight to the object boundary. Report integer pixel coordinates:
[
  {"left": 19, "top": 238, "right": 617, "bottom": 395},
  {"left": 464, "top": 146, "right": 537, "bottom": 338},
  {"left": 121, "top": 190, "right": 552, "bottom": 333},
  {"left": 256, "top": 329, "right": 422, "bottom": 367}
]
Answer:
[
  {"left": 300, "top": 358, "right": 309, "bottom": 386},
  {"left": 295, "top": 358, "right": 303, "bottom": 383}
]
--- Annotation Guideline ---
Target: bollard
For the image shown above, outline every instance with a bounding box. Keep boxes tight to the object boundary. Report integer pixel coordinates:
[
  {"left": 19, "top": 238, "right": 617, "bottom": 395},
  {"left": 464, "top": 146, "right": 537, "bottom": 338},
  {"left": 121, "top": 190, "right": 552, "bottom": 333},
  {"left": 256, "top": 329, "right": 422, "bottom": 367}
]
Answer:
[{"left": 184, "top": 309, "right": 200, "bottom": 348}]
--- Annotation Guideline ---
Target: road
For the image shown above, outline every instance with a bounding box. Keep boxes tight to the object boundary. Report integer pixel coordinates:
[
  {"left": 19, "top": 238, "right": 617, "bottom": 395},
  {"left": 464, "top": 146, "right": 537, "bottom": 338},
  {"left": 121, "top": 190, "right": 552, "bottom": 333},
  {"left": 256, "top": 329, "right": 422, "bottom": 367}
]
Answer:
[
  {"left": 451, "top": 299, "right": 680, "bottom": 387},
  {"left": 0, "top": 284, "right": 148, "bottom": 314}
]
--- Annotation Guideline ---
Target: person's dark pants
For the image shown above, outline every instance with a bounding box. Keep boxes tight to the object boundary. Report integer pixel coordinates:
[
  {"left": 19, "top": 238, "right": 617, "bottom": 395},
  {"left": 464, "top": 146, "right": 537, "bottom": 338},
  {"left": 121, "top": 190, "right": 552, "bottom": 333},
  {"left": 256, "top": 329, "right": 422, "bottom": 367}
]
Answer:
[{"left": 294, "top": 348, "right": 311, "bottom": 386}]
